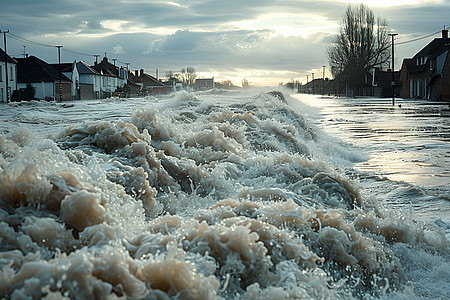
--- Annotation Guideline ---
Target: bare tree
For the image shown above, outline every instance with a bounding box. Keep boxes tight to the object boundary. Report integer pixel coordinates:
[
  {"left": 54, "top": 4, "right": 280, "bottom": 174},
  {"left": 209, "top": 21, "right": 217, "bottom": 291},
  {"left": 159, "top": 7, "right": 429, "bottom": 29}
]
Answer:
[
  {"left": 177, "top": 67, "right": 197, "bottom": 86},
  {"left": 241, "top": 78, "right": 249, "bottom": 88},
  {"left": 327, "top": 4, "right": 391, "bottom": 96},
  {"left": 166, "top": 70, "right": 175, "bottom": 79}
]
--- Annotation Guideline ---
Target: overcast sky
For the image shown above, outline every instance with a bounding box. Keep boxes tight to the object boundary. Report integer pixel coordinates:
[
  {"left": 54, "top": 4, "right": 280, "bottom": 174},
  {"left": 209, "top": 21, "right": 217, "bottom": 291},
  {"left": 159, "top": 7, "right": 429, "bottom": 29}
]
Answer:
[{"left": 1, "top": 0, "right": 449, "bottom": 86}]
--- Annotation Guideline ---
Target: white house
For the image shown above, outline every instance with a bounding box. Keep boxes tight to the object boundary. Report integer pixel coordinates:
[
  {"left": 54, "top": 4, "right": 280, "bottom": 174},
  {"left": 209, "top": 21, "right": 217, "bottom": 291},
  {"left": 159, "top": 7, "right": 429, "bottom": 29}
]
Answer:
[
  {"left": 0, "top": 48, "right": 17, "bottom": 102},
  {"left": 92, "top": 56, "right": 126, "bottom": 98},
  {"left": 16, "top": 56, "right": 72, "bottom": 101},
  {"left": 77, "top": 61, "right": 102, "bottom": 99}
]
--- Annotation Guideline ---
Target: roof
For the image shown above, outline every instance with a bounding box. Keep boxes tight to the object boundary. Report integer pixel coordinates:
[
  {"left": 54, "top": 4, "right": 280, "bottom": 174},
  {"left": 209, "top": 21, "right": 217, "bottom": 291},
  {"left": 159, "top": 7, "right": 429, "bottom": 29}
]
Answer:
[
  {"left": 92, "top": 57, "right": 119, "bottom": 77},
  {"left": 373, "top": 69, "right": 400, "bottom": 85},
  {"left": 16, "top": 56, "right": 71, "bottom": 84},
  {"left": 0, "top": 48, "right": 17, "bottom": 64},
  {"left": 405, "top": 37, "right": 450, "bottom": 73},
  {"left": 195, "top": 78, "right": 214, "bottom": 83},
  {"left": 127, "top": 70, "right": 142, "bottom": 85},
  {"left": 141, "top": 73, "right": 165, "bottom": 87},
  {"left": 51, "top": 63, "right": 73, "bottom": 73},
  {"left": 77, "top": 61, "right": 100, "bottom": 75},
  {"left": 414, "top": 38, "right": 450, "bottom": 59}
]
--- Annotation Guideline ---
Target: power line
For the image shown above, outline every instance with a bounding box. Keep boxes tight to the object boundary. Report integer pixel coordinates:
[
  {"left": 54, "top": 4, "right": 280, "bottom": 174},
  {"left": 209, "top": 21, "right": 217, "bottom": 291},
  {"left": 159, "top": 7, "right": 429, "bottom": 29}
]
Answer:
[
  {"left": 8, "top": 32, "right": 144, "bottom": 67},
  {"left": 62, "top": 47, "right": 96, "bottom": 58},
  {"left": 396, "top": 30, "right": 442, "bottom": 45},
  {"left": 9, "top": 32, "right": 55, "bottom": 48},
  {"left": 9, "top": 32, "right": 97, "bottom": 60}
]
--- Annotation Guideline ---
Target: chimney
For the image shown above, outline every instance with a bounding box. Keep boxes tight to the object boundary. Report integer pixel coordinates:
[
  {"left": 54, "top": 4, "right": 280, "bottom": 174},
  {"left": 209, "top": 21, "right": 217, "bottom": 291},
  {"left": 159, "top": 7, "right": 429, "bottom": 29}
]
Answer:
[
  {"left": 443, "top": 29, "right": 448, "bottom": 39},
  {"left": 135, "top": 70, "right": 139, "bottom": 77},
  {"left": 140, "top": 69, "right": 144, "bottom": 76}
]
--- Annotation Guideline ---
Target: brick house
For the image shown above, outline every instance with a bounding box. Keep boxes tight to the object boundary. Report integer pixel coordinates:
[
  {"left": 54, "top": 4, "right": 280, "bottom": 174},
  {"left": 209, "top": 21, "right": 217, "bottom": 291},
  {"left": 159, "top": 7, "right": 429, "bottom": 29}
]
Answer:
[
  {"left": 53, "top": 62, "right": 80, "bottom": 100},
  {"left": 399, "top": 29, "right": 450, "bottom": 101}
]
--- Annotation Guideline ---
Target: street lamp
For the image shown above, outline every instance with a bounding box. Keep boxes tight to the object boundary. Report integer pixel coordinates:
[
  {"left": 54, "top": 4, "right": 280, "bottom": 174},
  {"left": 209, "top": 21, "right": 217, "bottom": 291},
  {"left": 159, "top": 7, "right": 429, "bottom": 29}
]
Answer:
[
  {"left": 388, "top": 33, "right": 397, "bottom": 106},
  {"left": 322, "top": 65, "right": 325, "bottom": 97}
]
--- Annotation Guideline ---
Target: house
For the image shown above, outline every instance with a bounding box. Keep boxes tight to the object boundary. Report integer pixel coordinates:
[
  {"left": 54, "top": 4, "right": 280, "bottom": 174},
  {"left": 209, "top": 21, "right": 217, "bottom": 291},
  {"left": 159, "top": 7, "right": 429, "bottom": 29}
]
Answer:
[
  {"left": 194, "top": 78, "right": 215, "bottom": 91},
  {"left": 92, "top": 56, "right": 127, "bottom": 98},
  {"left": 368, "top": 68, "right": 401, "bottom": 98},
  {"left": 138, "top": 69, "right": 172, "bottom": 95},
  {"left": 0, "top": 48, "right": 18, "bottom": 103},
  {"left": 127, "top": 70, "right": 143, "bottom": 97},
  {"left": 53, "top": 62, "right": 80, "bottom": 100},
  {"left": 16, "top": 56, "right": 71, "bottom": 101},
  {"left": 76, "top": 61, "right": 103, "bottom": 99},
  {"left": 399, "top": 29, "right": 450, "bottom": 101}
]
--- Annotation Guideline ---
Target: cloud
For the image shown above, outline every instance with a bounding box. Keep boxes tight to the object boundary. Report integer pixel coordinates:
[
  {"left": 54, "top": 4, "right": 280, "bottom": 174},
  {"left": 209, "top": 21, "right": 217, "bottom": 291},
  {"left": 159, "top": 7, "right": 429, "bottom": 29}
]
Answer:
[
  {"left": 2, "top": 0, "right": 450, "bottom": 84},
  {"left": 112, "top": 44, "right": 124, "bottom": 54},
  {"left": 160, "top": 30, "right": 199, "bottom": 52}
]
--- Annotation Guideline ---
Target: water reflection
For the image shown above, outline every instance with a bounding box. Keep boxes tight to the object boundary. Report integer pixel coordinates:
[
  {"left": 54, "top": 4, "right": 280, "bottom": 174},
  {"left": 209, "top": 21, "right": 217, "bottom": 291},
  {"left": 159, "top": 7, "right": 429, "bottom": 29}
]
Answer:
[{"left": 292, "top": 94, "right": 450, "bottom": 187}]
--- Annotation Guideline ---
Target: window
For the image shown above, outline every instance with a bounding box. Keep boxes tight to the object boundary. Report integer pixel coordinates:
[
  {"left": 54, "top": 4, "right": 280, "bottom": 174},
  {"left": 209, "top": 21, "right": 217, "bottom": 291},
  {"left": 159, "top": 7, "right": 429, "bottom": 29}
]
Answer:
[
  {"left": 0, "top": 65, "right": 2, "bottom": 81},
  {"left": 10, "top": 66, "right": 13, "bottom": 80},
  {"left": 430, "top": 60, "right": 435, "bottom": 71}
]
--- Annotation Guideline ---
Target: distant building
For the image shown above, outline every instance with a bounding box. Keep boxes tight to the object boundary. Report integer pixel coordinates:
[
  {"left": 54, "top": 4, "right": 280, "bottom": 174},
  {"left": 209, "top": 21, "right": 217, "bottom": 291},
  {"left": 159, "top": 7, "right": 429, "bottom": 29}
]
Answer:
[
  {"left": 194, "top": 78, "right": 215, "bottom": 91},
  {"left": 367, "top": 68, "right": 400, "bottom": 98},
  {"left": 138, "top": 69, "right": 172, "bottom": 95},
  {"left": 0, "top": 48, "right": 17, "bottom": 102},
  {"left": 16, "top": 56, "right": 71, "bottom": 101},
  {"left": 127, "top": 70, "right": 143, "bottom": 97},
  {"left": 399, "top": 29, "right": 450, "bottom": 101}
]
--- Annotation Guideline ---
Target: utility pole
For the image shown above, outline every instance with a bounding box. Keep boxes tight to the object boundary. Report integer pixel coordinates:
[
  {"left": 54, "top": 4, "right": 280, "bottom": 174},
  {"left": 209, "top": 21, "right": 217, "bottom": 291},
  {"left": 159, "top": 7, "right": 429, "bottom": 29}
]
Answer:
[
  {"left": 55, "top": 45, "right": 62, "bottom": 102},
  {"left": 1, "top": 30, "right": 10, "bottom": 103},
  {"left": 389, "top": 33, "right": 398, "bottom": 106},
  {"left": 322, "top": 65, "right": 326, "bottom": 97}
]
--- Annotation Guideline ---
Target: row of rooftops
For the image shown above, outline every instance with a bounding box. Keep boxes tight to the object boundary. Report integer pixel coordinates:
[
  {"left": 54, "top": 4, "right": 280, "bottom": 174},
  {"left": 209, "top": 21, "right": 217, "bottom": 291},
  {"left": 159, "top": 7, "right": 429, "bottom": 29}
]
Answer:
[
  {"left": 0, "top": 51, "right": 166, "bottom": 88},
  {"left": 14, "top": 55, "right": 71, "bottom": 84}
]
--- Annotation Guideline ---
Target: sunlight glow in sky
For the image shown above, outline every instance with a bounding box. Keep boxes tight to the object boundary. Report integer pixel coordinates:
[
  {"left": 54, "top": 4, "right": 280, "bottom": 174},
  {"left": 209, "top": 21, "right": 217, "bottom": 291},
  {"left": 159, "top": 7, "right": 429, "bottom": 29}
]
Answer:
[
  {"left": 229, "top": 13, "right": 338, "bottom": 38},
  {"left": 1, "top": 0, "right": 449, "bottom": 86},
  {"left": 338, "top": 0, "right": 420, "bottom": 7}
]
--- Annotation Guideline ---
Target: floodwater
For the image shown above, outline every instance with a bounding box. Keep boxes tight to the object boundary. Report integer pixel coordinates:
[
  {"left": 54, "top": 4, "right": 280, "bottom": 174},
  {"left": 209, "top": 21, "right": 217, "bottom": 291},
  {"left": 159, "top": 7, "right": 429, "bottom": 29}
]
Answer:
[
  {"left": 293, "top": 95, "right": 450, "bottom": 187},
  {"left": 0, "top": 89, "right": 449, "bottom": 299},
  {"left": 292, "top": 94, "right": 450, "bottom": 223}
]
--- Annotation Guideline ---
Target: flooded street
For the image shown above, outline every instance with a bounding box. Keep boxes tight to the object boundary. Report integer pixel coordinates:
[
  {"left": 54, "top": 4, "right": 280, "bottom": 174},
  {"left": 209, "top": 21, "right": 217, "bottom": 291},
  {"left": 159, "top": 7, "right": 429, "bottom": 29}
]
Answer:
[
  {"left": 292, "top": 94, "right": 450, "bottom": 187},
  {"left": 0, "top": 90, "right": 449, "bottom": 299},
  {"left": 293, "top": 93, "right": 450, "bottom": 226}
]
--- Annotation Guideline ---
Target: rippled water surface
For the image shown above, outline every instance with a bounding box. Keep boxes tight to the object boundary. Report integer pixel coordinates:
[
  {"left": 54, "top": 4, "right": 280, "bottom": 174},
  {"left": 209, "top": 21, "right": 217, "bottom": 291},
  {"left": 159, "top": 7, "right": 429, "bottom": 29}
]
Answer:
[{"left": 292, "top": 95, "right": 450, "bottom": 187}]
